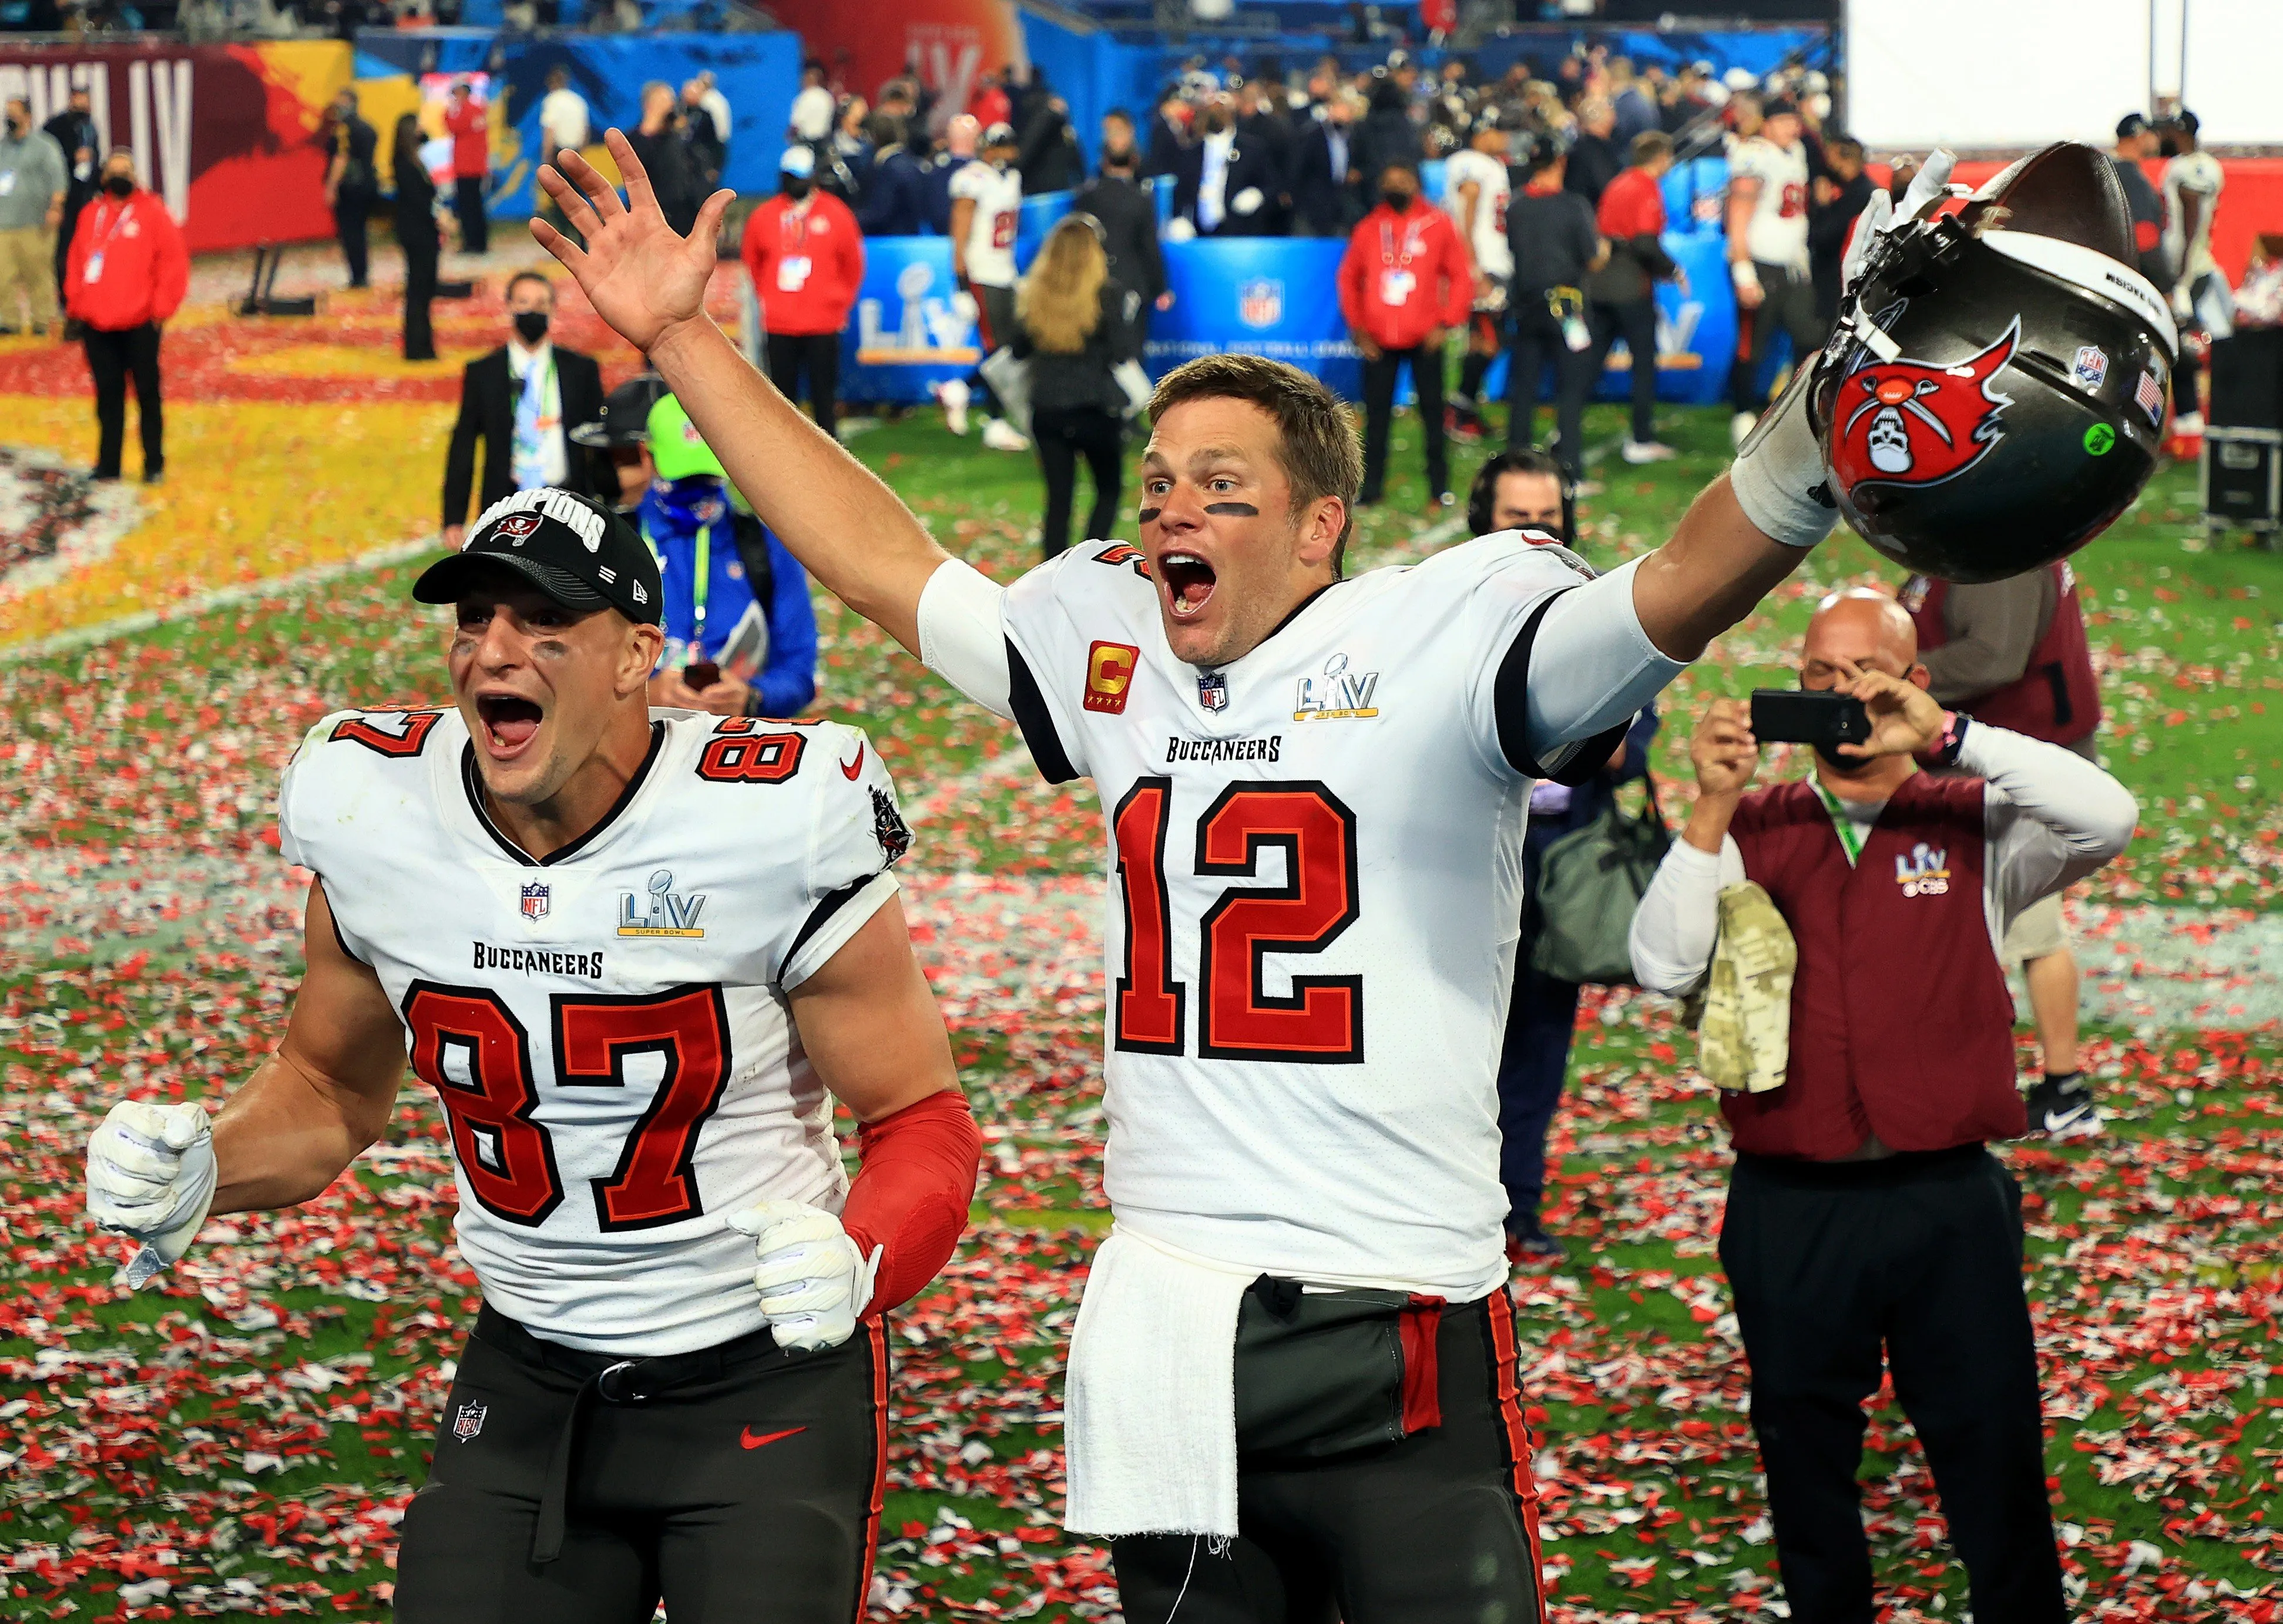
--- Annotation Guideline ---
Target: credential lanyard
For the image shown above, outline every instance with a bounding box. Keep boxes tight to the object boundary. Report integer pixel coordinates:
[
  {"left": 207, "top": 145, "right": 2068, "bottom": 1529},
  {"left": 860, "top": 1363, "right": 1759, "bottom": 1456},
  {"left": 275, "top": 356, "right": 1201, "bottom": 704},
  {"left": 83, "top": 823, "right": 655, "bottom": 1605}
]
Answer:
[
  {"left": 643, "top": 518, "right": 714, "bottom": 647},
  {"left": 1812, "top": 780, "right": 1870, "bottom": 867}
]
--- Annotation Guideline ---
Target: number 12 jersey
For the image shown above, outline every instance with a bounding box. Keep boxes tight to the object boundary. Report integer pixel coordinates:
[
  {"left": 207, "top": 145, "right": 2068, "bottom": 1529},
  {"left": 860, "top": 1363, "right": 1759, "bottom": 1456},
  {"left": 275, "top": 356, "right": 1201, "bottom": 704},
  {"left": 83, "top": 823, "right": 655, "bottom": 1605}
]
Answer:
[{"left": 996, "top": 536, "right": 1662, "bottom": 1300}]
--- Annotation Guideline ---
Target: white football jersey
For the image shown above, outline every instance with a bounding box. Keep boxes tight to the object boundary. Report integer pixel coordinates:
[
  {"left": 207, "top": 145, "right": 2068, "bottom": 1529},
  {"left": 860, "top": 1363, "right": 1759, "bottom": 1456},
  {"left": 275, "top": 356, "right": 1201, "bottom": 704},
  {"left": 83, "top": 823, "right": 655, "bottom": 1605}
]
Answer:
[
  {"left": 278, "top": 706, "right": 913, "bottom": 1357},
  {"left": 1442, "top": 147, "right": 1513, "bottom": 280},
  {"left": 951, "top": 159, "right": 1022, "bottom": 288},
  {"left": 2163, "top": 149, "right": 2224, "bottom": 281},
  {"left": 1730, "top": 136, "right": 1809, "bottom": 271},
  {"left": 998, "top": 537, "right": 1620, "bottom": 1300}
]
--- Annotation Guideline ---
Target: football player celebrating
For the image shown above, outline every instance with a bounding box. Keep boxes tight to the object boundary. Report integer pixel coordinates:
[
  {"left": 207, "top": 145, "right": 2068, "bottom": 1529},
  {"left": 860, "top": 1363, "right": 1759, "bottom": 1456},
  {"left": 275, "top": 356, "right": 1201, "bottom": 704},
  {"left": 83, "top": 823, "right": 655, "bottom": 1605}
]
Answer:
[
  {"left": 524, "top": 135, "right": 1938, "bottom": 1623},
  {"left": 83, "top": 490, "right": 983, "bottom": 1623}
]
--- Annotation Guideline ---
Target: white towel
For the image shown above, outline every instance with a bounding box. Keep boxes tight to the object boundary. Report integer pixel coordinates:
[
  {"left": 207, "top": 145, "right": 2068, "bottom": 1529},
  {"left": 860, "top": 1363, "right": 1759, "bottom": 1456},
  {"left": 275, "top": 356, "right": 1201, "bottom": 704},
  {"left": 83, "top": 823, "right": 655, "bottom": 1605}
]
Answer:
[{"left": 1064, "top": 1226, "right": 1254, "bottom": 1539}]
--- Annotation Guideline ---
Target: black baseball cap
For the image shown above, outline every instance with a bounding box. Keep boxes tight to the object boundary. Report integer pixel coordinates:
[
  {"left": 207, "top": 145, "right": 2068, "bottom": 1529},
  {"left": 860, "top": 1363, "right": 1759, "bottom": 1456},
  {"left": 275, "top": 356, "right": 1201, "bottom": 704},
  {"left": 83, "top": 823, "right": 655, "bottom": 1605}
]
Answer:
[
  {"left": 415, "top": 488, "right": 662, "bottom": 625},
  {"left": 569, "top": 374, "right": 668, "bottom": 451},
  {"left": 2116, "top": 112, "right": 2149, "bottom": 139}
]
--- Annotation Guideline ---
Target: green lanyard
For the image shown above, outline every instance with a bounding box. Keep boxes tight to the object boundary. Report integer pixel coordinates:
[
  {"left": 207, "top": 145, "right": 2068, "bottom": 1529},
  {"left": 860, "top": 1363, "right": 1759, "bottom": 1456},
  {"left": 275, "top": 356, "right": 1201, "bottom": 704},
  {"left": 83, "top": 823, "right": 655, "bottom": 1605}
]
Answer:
[
  {"left": 1813, "top": 780, "right": 1871, "bottom": 867},
  {"left": 642, "top": 518, "right": 713, "bottom": 644}
]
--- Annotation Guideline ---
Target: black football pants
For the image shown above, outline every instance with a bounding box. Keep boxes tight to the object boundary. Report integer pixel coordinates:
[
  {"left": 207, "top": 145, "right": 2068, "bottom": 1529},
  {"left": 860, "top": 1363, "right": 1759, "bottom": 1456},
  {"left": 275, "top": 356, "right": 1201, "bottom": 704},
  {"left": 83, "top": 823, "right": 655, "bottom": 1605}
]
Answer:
[
  {"left": 394, "top": 1306, "right": 887, "bottom": 1624},
  {"left": 1112, "top": 1289, "right": 1545, "bottom": 1624},
  {"left": 1730, "top": 260, "right": 1825, "bottom": 414},
  {"left": 1721, "top": 1147, "right": 2067, "bottom": 1624},
  {"left": 1505, "top": 302, "right": 1591, "bottom": 479}
]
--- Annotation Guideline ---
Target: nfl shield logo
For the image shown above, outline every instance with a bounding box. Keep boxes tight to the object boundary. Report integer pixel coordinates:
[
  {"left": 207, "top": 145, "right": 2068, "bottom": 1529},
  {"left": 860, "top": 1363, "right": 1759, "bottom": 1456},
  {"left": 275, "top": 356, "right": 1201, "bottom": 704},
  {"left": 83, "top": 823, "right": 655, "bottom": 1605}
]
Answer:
[
  {"left": 1198, "top": 670, "right": 1230, "bottom": 712},
  {"left": 1237, "top": 280, "right": 1282, "bottom": 330},
  {"left": 520, "top": 883, "right": 550, "bottom": 921},
  {"left": 2072, "top": 344, "right": 2109, "bottom": 390},
  {"left": 453, "top": 1401, "right": 488, "bottom": 1442}
]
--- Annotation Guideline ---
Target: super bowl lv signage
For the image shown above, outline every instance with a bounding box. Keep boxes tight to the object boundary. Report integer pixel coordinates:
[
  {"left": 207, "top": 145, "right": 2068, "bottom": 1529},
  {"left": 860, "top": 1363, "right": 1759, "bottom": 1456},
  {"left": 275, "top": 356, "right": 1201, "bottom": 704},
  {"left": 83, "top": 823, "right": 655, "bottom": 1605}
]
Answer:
[
  {"left": 763, "top": 0, "right": 1021, "bottom": 130},
  {"left": 0, "top": 42, "right": 349, "bottom": 253}
]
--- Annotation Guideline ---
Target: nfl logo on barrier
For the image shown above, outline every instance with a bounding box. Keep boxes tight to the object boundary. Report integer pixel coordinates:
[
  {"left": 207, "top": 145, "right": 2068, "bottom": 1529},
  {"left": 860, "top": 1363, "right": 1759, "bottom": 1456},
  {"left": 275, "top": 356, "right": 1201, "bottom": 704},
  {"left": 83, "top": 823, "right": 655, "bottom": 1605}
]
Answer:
[
  {"left": 454, "top": 1401, "right": 488, "bottom": 1442},
  {"left": 1238, "top": 280, "right": 1282, "bottom": 330},
  {"left": 521, "top": 883, "right": 550, "bottom": 921}
]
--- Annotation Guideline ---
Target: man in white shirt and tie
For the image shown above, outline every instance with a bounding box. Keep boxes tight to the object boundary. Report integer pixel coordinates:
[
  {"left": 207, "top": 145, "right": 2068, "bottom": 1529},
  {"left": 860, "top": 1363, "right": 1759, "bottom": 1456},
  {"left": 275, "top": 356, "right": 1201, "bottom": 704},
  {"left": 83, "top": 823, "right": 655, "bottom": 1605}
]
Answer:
[
  {"left": 1174, "top": 92, "right": 1278, "bottom": 238},
  {"left": 442, "top": 271, "right": 606, "bottom": 546}
]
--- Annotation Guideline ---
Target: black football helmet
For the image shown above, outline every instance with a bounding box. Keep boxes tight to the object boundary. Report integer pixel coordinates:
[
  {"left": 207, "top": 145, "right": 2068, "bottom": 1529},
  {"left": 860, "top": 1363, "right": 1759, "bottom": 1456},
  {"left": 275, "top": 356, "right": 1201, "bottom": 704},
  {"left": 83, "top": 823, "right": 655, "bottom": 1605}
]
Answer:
[{"left": 1808, "top": 142, "right": 2178, "bottom": 582}]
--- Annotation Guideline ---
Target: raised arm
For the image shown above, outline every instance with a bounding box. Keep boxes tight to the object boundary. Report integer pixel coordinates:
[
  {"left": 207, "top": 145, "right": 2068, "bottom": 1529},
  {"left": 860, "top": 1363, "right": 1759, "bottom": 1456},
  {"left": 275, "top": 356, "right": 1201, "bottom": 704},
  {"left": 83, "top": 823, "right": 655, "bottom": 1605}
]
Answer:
[{"left": 532, "top": 131, "right": 953, "bottom": 655}]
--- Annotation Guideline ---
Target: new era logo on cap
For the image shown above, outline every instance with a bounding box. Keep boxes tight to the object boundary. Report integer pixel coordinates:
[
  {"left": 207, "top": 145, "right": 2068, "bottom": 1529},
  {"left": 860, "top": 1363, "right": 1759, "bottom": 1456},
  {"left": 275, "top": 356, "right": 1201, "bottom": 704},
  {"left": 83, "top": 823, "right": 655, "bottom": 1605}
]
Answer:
[{"left": 415, "top": 486, "right": 663, "bottom": 625}]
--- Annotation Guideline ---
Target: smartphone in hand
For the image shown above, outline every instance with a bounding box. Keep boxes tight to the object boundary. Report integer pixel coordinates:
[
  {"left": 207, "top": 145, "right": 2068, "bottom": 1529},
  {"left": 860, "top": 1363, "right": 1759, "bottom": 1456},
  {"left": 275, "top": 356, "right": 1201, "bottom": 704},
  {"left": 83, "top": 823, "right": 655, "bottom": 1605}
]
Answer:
[{"left": 1750, "top": 689, "right": 1871, "bottom": 751}]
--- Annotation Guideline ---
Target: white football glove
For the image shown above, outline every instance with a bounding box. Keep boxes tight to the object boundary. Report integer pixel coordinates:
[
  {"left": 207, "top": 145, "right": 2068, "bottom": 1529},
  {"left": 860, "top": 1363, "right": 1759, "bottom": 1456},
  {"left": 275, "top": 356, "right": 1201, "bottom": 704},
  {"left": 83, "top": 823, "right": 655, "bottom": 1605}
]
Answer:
[
  {"left": 950, "top": 288, "right": 979, "bottom": 326},
  {"left": 1838, "top": 148, "right": 1958, "bottom": 300},
  {"left": 726, "top": 1199, "right": 882, "bottom": 1353},
  {"left": 86, "top": 1099, "right": 217, "bottom": 1265}
]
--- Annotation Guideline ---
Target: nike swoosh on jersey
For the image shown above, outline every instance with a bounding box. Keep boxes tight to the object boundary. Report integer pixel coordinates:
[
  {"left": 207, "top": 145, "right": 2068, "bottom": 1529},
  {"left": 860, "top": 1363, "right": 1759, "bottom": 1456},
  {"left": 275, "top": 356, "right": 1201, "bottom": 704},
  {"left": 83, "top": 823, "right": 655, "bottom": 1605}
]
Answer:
[
  {"left": 840, "top": 746, "right": 864, "bottom": 780},
  {"left": 740, "top": 1425, "right": 807, "bottom": 1450}
]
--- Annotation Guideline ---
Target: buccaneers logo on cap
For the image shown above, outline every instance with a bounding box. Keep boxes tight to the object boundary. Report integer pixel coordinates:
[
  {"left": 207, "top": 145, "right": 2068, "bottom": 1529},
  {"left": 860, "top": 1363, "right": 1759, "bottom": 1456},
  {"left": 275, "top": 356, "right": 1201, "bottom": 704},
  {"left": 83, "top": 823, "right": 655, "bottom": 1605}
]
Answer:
[{"left": 1832, "top": 318, "right": 2018, "bottom": 491}]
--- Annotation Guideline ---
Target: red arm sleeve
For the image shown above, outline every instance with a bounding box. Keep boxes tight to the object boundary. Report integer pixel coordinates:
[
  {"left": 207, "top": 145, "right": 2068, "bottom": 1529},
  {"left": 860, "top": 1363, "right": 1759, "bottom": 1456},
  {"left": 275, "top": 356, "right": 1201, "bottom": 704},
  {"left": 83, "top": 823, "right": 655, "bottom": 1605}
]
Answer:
[
  {"left": 152, "top": 209, "right": 190, "bottom": 322},
  {"left": 1438, "top": 218, "right": 1472, "bottom": 327},
  {"left": 838, "top": 1088, "right": 983, "bottom": 1317}
]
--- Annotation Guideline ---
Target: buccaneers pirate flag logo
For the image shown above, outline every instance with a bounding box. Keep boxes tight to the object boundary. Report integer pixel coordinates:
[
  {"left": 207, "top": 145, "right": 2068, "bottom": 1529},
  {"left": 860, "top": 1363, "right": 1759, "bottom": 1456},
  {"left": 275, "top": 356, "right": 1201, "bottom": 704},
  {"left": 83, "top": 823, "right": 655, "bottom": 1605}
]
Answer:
[{"left": 1831, "top": 317, "right": 2019, "bottom": 491}]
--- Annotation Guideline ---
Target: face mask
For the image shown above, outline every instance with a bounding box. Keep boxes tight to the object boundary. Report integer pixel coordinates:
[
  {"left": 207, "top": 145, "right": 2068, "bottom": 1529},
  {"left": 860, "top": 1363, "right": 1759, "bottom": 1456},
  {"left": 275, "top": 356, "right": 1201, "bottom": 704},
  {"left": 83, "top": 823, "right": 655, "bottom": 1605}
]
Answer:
[
  {"left": 4, "top": 118, "right": 22, "bottom": 137},
  {"left": 1812, "top": 740, "right": 1868, "bottom": 774},
  {"left": 1382, "top": 187, "right": 1416, "bottom": 212},
  {"left": 1104, "top": 140, "right": 1134, "bottom": 166},
  {"left": 103, "top": 174, "right": 135, "bottom": 197},
  {"left": 513, "top": 310, "right": 550, "bottom": 344},
  {"left": 1203, "top": 112, "right": 1230, "bottom": 135},
  {"left": 781, "top": 176, "right": 812, "bottom": 199}
]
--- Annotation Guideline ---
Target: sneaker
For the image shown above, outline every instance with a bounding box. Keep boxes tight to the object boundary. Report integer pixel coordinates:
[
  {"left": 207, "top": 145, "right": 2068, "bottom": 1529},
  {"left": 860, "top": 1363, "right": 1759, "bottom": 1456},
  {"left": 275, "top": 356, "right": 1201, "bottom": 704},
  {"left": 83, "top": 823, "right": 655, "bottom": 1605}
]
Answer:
[
  {"left": 1730, "top": 410, "right": 1758, "bottom": 450},
  {"left": 1622, "top": 439, "right": 1678, "bottom": 464},
  {"left": 936, "top": 377, "right": 971, "bottom": 437},
  {"left": 1505, "top": 1220, "right": 1568, "bottom": 1266},
  {"left": 980, "top": 417, "right": 1030, "bottom": 452},
  {"left": 1445, "top": 406, "right": 1483, "bottom": 445},
  {"left": 2171, "top": 410, "right": 2205, "bottom": 436},
  {"left": 2026, "top": 1072, "right": 2101, "bottom": 1140}
]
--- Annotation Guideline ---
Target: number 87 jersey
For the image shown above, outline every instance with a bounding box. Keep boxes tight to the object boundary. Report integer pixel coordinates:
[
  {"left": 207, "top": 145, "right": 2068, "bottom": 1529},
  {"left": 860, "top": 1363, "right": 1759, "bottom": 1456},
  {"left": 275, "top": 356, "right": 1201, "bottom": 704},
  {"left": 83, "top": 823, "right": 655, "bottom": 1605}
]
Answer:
[
  {"left": 999, "top": 536, "right": 1653, "bottom": 1302},
  {"left": 277, "top": 706, "right": 913, "bottom": 1358}
]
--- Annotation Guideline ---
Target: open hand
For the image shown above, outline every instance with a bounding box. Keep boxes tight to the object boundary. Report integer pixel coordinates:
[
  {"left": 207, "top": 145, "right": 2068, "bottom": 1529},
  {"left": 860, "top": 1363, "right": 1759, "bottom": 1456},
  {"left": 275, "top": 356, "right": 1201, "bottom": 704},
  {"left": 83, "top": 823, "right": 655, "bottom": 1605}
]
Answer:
[
  {"left": 530, "top": 130, "right": 733, "bottom": 357},
  {"left": 1690, "top": 698, "right": 1760, "bottom": 797}
]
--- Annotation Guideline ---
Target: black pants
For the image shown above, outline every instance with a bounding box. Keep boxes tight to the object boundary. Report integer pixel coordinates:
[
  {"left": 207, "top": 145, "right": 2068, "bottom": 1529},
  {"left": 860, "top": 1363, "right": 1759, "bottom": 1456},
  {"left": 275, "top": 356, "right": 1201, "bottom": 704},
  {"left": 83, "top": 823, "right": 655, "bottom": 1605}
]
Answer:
[
  {"left": 85, "top": 321, "right": 163, "bottom": 479},
  {"left": 1505, "top": 301, "right": 1591, "bottom": 478},
  {"left": 335, "top": 184, "right": 374, "bottom": 287},
  {"left": 1032, "top": 402, "right": 1123, "bottom": 558},
  {"left": 395, "top": 1306, "right": 887, "bottom": 1623},
  {"left": 1721, "top": 1147, "right": 2067, "bottom": 1624},
  {"left": 1589, "top": 297, "right": 1660, "bottom": 444},
  {"left": 53, "top": 193, "right": 88, "bottom": 296},
  {"left": 1496, "top": 934, "right": 1581, "bottom": 1229},
  {"left": 402, "top": 221, "right": 439, "bottom": 361},
  {"left": 455, "top": 174, "right": 491, "bottom": 255},
  {"left": 1730, "top": 260, "right": 1824, "bottom": 414},
  {"left": 1359, "top": 341, "right": 1447, "bottom": 503},
  {"left": 1112, "top": 1289, "right": 1545, "bottom": 1624},
  {"left": 766, "top": 330, "right": 841, "bottom": 439}
]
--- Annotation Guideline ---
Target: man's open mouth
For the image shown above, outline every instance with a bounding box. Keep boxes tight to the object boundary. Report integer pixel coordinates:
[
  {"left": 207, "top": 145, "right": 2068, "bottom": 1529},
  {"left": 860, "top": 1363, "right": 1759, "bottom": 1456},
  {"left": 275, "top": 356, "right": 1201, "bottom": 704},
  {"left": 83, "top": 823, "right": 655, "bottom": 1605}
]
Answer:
[
  {"left": 475, "top": 694, "right": 544, "bottom": 754},
  {"left": 1160, "top": 552, "right": 1217, "bottom": 620}
]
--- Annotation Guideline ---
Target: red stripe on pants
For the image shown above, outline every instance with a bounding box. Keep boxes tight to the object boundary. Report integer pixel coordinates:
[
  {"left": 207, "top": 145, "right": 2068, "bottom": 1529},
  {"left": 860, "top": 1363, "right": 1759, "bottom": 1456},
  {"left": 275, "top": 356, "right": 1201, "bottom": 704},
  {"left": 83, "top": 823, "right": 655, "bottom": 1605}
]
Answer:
[
  {"left": 1484, "top": 1288, "right": 1547, "bottom": 1604},
  {"left": 852, "top": 1318, "right": 889, "bottom": 1622},
  {"left": 1399, "top": 1294, "right": 1446, "bottom": 1432}
]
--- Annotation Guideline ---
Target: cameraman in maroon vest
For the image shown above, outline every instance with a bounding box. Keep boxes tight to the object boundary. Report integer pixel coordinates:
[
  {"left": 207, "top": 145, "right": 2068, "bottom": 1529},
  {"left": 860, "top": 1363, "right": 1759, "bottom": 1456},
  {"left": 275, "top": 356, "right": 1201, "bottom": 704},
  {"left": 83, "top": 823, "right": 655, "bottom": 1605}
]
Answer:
[
  {"left": 1631, "top": 591, "right": 2136, "bottom": 1624},
  {"left": 1903, "top": 562, "right": 2103, "bottom": 1138}
]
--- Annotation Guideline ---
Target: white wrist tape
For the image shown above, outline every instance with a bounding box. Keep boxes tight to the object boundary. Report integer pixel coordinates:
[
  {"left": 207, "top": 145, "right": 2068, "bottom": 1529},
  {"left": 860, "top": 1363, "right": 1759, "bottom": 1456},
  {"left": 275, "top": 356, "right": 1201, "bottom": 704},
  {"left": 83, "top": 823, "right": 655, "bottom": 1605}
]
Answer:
[
  {"left": 1729, "top": 259, "right": 1761, "bottom": 293},
  {"left": 1730, "top": 365, "right": 1837, "bottom": 550}
]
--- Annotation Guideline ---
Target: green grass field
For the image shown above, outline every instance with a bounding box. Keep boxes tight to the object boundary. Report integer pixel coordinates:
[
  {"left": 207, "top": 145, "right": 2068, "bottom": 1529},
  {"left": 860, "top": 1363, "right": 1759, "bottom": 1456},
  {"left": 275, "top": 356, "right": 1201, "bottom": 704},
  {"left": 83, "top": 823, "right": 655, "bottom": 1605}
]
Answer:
[{"left": 3, "top": 397, "right": 2279, "bottom": 1622}]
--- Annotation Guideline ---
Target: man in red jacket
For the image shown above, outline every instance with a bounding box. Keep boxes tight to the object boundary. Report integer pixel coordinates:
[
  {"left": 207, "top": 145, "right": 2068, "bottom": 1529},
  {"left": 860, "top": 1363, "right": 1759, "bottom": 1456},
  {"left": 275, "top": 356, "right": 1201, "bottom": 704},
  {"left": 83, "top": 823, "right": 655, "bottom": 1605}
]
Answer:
[
  {"left": 445, "top": 79, "right": 490, "bottom": 256},
  {"left": 740, "top": 145, "right": 865, "bottom": 441},
  {"left": 1339, "top": 159, "right": 1470, "bottom": 511},
  {"left": 65, "top": 149, "right": 187, "bottom": 485}
]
